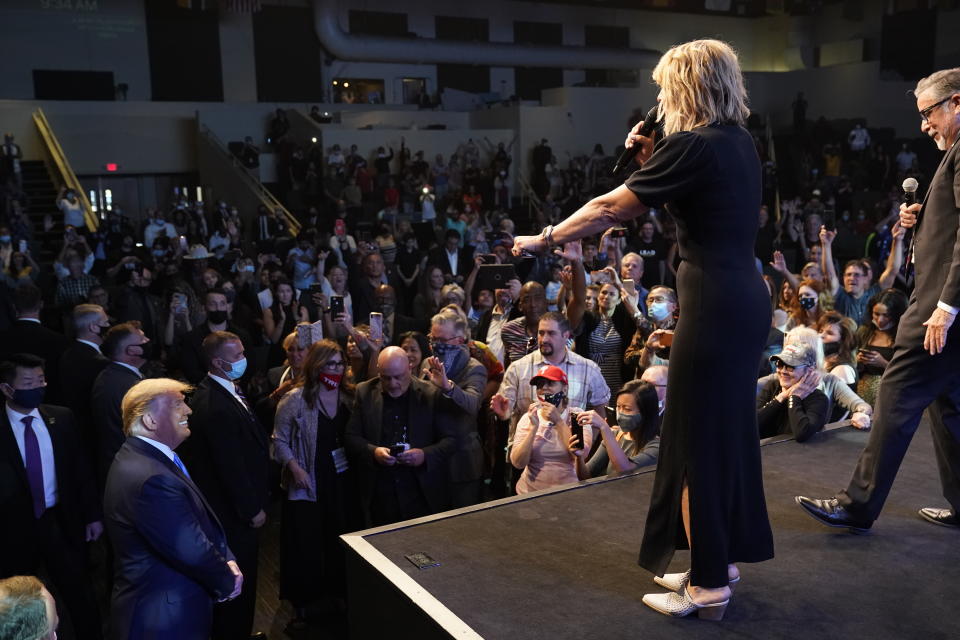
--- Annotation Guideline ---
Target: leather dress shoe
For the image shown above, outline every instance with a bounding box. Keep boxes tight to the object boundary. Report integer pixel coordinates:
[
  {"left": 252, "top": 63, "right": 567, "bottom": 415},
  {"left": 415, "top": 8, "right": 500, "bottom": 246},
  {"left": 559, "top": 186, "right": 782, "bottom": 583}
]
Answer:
[
  {"left": 918, "top": 507, "right": 959, "bottom": 528},
  {"left": 794, "top": 496, "right": 872, "bottom": 533}
]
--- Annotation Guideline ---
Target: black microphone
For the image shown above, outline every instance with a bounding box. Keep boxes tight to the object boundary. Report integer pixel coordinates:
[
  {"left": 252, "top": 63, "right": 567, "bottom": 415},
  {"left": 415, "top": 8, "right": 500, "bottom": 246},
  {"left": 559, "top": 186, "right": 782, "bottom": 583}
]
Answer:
[
  {"left": 902, "top": 177, "right": 919, "bottom": 206},
  {"left": 612, "top": 106, "right": 660, "bottom": 174}
]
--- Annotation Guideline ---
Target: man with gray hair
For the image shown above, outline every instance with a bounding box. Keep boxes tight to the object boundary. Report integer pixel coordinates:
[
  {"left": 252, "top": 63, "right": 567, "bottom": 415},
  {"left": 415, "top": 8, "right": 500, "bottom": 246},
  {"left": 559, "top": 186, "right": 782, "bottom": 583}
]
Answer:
[
  {"left": 0, "top": 575, "right": 58, "bottom": 640},
  {"left": 797, "top": 67, "right": 960, "bottom": 531},
  {"left": 423, "top": 309, "right": 487, "bottom": 506},
  {"left": 58, "top": 304, "right": 109, "bottom": 466},
  {"left": 104, "top": 378, "right": 241, "bottom": 639}
]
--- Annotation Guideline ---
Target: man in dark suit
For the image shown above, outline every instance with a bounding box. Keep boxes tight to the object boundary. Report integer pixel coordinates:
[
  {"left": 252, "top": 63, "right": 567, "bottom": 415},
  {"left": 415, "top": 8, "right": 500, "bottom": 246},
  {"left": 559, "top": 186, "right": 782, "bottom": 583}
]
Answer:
[
  {"left": 58, "top": 304, "right": 110, "bottom": 466},
  {"left": 178, "top": 331, "right": 268, "bottom": 640},
  {"left": 345, "top": 346, "right": 457, "bottom": 527},
  {"left": 349, "top": 251, "right": 400, "bottom": 325},
  {"left": 91, "top": 322, "right": 148, "bottom": 488},
  {"left": 797, "top": 69, "right": 960, "bottom": 530},
  {"left": 113, "top": 265, "right": 162, "bottom": 359},
  {"left": 375, "top": 284, "right": 419, "bottom": 344},
  {"left": 423, "top": 310, "right": 488, "bottom": 508},
  {"left": 104, "top": 377, "right": 242, "bottom": 640},
  {"left": 427, "top": 229, "right": 474, "bottom": 285},
  {"left": 0, "top": 353, "right": 103, "bottom": 639},
  {"left": 0, "top": 284, "right": 70, "bottom": 404}
]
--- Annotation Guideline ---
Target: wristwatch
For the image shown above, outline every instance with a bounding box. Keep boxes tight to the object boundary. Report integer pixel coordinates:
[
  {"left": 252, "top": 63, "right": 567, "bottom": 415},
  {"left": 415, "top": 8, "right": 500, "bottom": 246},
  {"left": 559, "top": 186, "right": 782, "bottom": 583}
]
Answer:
[{"left": 540, "top": 224, "right": 555, "bottom": 248}]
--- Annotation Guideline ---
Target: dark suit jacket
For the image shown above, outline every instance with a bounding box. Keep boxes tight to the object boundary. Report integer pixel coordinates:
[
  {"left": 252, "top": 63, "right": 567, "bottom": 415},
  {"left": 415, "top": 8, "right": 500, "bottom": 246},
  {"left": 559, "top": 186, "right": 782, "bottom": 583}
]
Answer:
[
  {"left": 178, "top": 376, "right": 269, "bottom": 533},
  {"left": 385, "top": 311, "right": 420, "bottom": 345},
  {"left": 344, "top": 377, "right": 457, "bottom": 525},
  {"left": 908, "top": 136, "right": 960, "bottom": 344},
  {"left": 91, "top": 362, "right": 142, "bottom": 486},
  {"left": 427, "top": 246, "right": 475, "bottom": 280},
  {"left": 104, "top": 437, "right": 236, "bottom": 640},
  {"left": 58, "top": 341, "right": 109, "bottom": 461},
  {"left": 0, "top": 403, "right": 100, "bottom": 576},
  {"left": 440, "top": 357, "right": 488, "bottom": 483},
  {"left": 0, "top": 319, "right": 70, "bottom": 403}
]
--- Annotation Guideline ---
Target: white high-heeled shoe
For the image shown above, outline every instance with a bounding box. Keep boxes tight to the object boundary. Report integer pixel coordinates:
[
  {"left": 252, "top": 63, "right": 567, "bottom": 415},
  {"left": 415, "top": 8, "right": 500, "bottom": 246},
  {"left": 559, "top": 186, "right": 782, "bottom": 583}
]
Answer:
[
  {"left": 654, "top": 569, "right": 740, "bottom": 593},
  {"left": 642, "top": 586, "right": 729, "bottom": 621}
]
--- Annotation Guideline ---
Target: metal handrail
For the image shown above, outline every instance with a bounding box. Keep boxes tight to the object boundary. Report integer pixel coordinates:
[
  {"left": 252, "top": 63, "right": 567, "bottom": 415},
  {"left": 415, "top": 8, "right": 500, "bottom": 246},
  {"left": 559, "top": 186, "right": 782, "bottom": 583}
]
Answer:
[
  {"left": 197, "top": 124, "right": 300, "bottom": 235},
  {"left": 32, "top": 108, "right": 97, "bottom": 231}
]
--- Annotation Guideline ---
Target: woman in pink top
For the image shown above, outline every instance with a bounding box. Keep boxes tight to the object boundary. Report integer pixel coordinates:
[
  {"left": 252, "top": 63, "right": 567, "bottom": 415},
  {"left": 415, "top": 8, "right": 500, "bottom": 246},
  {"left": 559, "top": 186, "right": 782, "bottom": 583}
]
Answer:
[{"left": 510, "top": 365, "right": 592, "bottom": 494}]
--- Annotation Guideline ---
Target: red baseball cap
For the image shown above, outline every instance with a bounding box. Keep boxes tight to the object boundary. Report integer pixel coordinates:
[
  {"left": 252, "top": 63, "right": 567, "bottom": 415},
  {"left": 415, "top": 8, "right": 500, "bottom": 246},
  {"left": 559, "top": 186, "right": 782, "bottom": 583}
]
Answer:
[{"left": 530, "top": 365, "right": 567, "bottom": 386}]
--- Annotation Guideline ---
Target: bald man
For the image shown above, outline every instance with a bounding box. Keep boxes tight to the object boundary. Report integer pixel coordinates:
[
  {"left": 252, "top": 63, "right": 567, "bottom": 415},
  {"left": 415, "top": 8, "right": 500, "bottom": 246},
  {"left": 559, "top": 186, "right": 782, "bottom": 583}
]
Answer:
[{"left": 345, "top": 346, "right": 458, "bottom": 527}]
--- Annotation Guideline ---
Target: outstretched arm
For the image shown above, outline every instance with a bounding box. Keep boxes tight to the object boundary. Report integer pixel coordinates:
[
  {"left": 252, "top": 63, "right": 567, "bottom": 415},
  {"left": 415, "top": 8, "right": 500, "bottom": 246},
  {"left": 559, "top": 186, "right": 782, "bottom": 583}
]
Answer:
[{"left": 877, "top": 222, "right": 905, "bottom": 290}]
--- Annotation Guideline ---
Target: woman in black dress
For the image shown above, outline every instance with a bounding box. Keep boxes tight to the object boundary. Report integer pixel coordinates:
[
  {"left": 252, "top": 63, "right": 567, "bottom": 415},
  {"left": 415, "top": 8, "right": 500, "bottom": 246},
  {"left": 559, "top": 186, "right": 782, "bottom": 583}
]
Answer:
[{"left": 513, "top": 39, "right": 773, "bottom": 620}]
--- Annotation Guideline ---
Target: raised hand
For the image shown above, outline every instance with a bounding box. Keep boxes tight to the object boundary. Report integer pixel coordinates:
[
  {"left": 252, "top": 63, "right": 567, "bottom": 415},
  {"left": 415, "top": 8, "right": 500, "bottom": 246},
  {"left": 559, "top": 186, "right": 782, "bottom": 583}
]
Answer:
[
  {"left": 553, "top": 240, "right": 582, "bottom": 262},
  {"left": 769, "top": 250, "right": 788, "bottom": 273},
  {"left": 819, "top": 225, "right": 837, "bottom": 245}
]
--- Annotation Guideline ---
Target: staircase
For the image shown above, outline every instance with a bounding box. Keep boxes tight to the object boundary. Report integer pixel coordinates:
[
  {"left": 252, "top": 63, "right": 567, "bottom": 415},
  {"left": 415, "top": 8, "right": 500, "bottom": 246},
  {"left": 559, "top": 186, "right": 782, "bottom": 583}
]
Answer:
[{"left": 19, "top": 160, "right": 62, "bottom": 264}]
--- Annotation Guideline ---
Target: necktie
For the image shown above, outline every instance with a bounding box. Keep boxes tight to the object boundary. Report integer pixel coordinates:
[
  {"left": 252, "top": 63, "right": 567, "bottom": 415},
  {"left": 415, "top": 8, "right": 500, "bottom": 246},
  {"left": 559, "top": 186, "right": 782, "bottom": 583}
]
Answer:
[
  {"left": 235, "top": 383, "right": 251, "bottom": 411},
  {"left": 21, "top": 416, "right": 46, "bottom": 518},
  {"left": 172, "top": 453, "right": 191, "bottom": 479}
]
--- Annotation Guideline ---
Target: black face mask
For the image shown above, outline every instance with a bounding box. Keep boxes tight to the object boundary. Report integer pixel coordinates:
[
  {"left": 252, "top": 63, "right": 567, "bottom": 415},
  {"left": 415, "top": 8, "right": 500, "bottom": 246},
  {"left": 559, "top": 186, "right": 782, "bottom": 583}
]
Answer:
[
  {"left": 822, "top": 341, "right": 841, "bottom": 356},
  {"left": 207, "top": 310, "right": 228, "bottom": 325},
  {"left": 799, "top": 297, "right": 817, "bottom": 311},
  {"left": 538, "top": 390, "right": 566, "bottom": 407}
]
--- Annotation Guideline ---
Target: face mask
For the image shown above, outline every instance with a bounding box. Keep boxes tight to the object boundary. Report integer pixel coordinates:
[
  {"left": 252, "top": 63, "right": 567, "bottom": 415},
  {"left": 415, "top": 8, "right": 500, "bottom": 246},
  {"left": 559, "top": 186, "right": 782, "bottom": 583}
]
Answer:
[
  {"left": 207, "top": 310, "right": 228, "bottom": 324},
  {"left": 799, "top": 296, "right": 817, "bottom": 311},
  {"left": 379, "top": 303, "right": 395, "bottom": 316},
  {"left": 155, "top": 219, "right": 165, "bottom": 226},
  {"left": 320, "top": 373, "right": 342, "bottom": 390},
  {"left": 537, "top": 389, "right": 566, "bottom": 407},
  {"left": 616, "top": 411, "right": 644, "bottom": 433},
  {"left": 243, "top": 265, "right": 256, "bottom": 272},
  {"left": 822, "top": 341, "right": 841, "bottom": 356},
  {"left": 9, "top": 386, "right": 45, "bottom": 410},
  {"left": 648, "top": 301, "right": 671, "bottom": 323},
  {"left": 432, "top": 342, "right": 468, "bottom": 376},
  {"left": 223, "top": 357, "right": 247, "bottom": 380},
  {"left": 0, "top": 235, "right": 10, "bottom": 244},
  {"left": 152, "top": 249, "right": 165, "bottom": 257}
]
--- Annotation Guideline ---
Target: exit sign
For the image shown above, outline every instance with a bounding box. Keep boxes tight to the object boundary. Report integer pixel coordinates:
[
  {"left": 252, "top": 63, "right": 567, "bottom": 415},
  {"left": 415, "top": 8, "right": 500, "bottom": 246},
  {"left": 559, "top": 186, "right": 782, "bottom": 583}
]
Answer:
[{"left": 105, "top": 163, "right": 119, "bottom": 172}]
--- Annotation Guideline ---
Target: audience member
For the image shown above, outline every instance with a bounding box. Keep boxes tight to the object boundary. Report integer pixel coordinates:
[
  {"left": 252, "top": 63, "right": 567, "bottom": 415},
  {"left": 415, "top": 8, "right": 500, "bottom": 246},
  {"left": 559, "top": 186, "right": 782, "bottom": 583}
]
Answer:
[
  {"left": 178, "top": 331, "right": 269, "bottom": 640},
  {"left": 757, "top": 343, "right": 829, "bottom": 442},
  {"left": 0, "top": 575, "right": 59, "bottom": 640},
  {"left": 856, "top": 288, "right": 908, "bottom": 406},
  {"left": 584, "top": 379, "right": 661, "bottom": 477}
]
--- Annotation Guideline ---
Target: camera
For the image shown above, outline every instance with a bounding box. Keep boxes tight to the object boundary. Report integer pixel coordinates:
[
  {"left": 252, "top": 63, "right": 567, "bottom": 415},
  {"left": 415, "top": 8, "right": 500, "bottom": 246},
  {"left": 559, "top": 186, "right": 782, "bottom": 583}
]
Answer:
[
  {"left": 611, "top": 227, "right": 627, "bottom": 238},
  {"left": 389, "top": 443, "right": 409, "bottom": 457}
]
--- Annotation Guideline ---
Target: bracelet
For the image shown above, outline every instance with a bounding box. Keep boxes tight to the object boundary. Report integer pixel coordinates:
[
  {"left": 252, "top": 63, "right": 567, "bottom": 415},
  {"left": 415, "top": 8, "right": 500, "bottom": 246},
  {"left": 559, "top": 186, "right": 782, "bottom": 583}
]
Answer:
[{"left": 541, "top": 224, "right": 555, "bottom": 247}]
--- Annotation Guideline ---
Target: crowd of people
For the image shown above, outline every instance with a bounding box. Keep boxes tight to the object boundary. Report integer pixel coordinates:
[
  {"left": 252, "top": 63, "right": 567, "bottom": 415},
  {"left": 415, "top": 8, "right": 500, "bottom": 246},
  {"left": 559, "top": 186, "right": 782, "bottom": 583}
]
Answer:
[{"left": 0, "top": 98, "right": 925, "bottom": 638}]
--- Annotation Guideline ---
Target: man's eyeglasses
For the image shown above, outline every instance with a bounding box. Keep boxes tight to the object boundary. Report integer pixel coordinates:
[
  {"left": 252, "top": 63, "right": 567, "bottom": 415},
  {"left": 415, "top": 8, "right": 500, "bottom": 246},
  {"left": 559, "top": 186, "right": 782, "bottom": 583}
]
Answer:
[{"left": 919, "top": 95, "right": 954, "bottom": 123}]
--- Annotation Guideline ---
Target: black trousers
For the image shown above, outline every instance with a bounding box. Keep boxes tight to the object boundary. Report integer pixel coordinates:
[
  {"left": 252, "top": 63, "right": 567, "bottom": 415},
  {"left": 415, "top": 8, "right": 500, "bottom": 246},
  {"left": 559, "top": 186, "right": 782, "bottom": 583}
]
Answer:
[
  {"left": 36, "top": 507, "right": 103, "bottom": 640},
  {"left": 839, "top": 332, "right": 960, "bottom": 521},
  {"left": 212, "top": 525, "right": 259, "bottom": 640}
]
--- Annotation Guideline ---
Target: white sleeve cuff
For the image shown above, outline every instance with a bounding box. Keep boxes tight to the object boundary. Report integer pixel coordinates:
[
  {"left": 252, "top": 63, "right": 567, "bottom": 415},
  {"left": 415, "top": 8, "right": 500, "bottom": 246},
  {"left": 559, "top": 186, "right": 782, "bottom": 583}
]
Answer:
[{"left": 937, "top": 301, "right": 959, "bottom": 315}]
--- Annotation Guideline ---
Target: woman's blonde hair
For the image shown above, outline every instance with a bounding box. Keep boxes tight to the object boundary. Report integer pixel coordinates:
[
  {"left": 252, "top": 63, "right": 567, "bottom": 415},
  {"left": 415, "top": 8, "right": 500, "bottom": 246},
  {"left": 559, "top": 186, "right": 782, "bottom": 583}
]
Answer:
[{"left": 653, "top": 39, "right": 749, "bottom": 137}]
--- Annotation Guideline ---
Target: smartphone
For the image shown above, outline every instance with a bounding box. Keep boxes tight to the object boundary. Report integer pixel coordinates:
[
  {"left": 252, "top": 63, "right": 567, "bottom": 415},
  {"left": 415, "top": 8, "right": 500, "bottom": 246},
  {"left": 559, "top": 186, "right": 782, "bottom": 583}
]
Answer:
[
  {"left": 18, "top": 239, "right": 27, "bottom": 253},
  {"left": 369, "top": 312, "right": 383, "bottom": 341},
  {"left": 334, "top": 218, "right": 346, "bottom": 236},
  {"left": 623, "top": 278, "right": 637, "bottom": 297},
  {"left": 309, "top": 283, "right": 323, "bottom": 296},
  {"left": 179, "top": 235, "right": 188, "bottom": 252},
  {"left": 823, "top": 208, "right": 836, "bottom": 231},
  {"left": 611, "top": 227, "right": 628, "bottom": 238},
  {"left": 329, "top": 295, "right": 345, "bottom": 317},
  {"left": 659, "top": 331, "right": 674, "bottom": 347},
  {"left": 389, "top": 443, "right": 408, "bottom": 457},
  {"left": 570, "top": 413, "right": 584, "bottom": 449}
]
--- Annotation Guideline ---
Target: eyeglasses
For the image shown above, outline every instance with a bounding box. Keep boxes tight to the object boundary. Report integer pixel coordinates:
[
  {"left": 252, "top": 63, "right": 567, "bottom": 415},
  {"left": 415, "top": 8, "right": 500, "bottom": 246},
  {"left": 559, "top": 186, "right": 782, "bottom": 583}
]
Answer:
[
  {"left": 774, "top": 361, "right": 806, "bottom": 373},
  {"left": 324, "top": 360, "right": 346, "bottom": 369},
  {"left": 919, "top": 95, "right": 954, "bottom": 122}
]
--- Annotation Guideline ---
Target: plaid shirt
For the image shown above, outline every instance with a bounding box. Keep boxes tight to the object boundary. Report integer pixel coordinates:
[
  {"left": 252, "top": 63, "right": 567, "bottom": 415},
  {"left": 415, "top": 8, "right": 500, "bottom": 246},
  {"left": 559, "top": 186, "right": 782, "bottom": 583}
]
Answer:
[
  {"left": 498, "top": 348, "right": 611, "bottom": 444},
  {"left": 55, "top": 273, "right": 100, "bottom": 308}
]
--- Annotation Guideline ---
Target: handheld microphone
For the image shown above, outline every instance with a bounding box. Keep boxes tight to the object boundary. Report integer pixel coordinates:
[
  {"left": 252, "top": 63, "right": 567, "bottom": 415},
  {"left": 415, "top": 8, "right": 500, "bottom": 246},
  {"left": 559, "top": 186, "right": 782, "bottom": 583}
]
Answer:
[
  {"left": 902, "top": 177, "right": 919, "bottom": 205},
  {"left": 612, "top": 106, "right": 660, "bottom": 175}
]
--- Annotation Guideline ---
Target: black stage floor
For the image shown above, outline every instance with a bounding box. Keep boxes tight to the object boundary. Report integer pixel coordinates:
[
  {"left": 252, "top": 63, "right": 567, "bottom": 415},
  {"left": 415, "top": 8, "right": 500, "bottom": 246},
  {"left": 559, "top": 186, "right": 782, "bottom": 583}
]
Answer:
[{"left": 344, "top": 423, "right": 959, "bottom": 639}]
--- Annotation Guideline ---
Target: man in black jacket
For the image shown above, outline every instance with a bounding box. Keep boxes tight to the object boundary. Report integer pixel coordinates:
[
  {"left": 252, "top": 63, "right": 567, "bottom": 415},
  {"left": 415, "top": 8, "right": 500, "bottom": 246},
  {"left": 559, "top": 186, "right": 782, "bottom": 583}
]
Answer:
[
  {"left": 0, "top": 354, "right": 103, "bottom": 639},
  {"left": 179, "top": 331, "right": 268, "bottom": 640},
  {"left": 175, "top": 289, "right": 252, "bottom": 384},
  {"left": 797, "top": 68, "right": 960, "bottom": 531},
  {"left": 91, "top": 322, "right": 148, "bottom": 487},
  {"left": 345, "top": 346, "right": 457, "bottom": 527},
  {"left": 0, "top": 283, "right": 69, "bottom": 404},
  {"left": 58, "top": 304, "right": 110, "bottom": 466}
]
